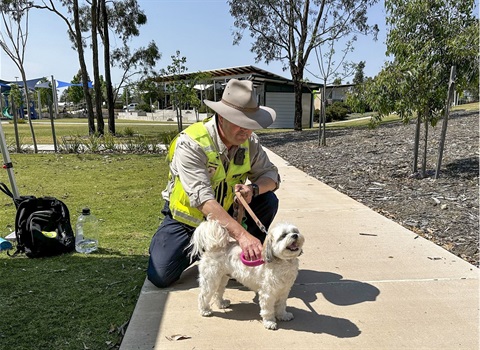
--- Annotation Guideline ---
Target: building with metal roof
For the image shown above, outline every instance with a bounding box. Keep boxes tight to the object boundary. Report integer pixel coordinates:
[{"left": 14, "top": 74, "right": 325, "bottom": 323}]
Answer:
[{"left": 156, "top": 65, "right": 322, "bottom": 129}]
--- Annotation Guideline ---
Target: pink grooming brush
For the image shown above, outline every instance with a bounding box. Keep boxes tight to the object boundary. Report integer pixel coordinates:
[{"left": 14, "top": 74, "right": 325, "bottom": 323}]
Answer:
[{"left": 240, "top": 252, "right": 265, "bottom": 267}]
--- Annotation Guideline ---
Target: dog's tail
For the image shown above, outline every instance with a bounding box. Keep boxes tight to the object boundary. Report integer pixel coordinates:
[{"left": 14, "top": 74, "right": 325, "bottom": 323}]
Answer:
[{"left": 188, "top": 217, "right": 230, "bottom": 261}]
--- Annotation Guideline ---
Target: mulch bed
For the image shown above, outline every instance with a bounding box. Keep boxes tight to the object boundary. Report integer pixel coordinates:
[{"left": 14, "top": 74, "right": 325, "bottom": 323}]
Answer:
[{"left": 259, "top": 109, "right": 479, "bottom": 267}]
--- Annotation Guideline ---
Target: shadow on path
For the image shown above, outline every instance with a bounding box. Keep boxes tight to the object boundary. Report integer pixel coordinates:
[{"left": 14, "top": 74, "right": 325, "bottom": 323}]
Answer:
[{"left": 191, "top": 269, "right": 379, "bottom": 337}]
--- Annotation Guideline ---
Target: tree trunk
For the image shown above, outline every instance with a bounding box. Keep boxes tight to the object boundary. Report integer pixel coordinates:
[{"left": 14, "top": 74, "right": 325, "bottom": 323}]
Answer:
[
  {"left": 73, "top": 0, "right": 95, "bottom": 135},
  {"left": 100, "top": 0, "right": 115, "bottom": 135},
  {"left": 421, "top": 110, "right": 429, "bottom": 178},
  {"left": 319, "top": 77, "right": 327, "bottom": 146},
  {"left": 20, "top": 73, "right": 38, "bottom": 153},
  {"left": 290, "top": 67, "right": 304, "bottom": 131},
  {"left": 91, "top": 0, "right": 104, "bottom": 136},
  {"left": 48, "top": 101, "right": 58, "bottom": 153},
  {"left": 176, "top": 106, "right": 183, "bottom": 132},
  {"left": 11, "top": 99, "right": 20, "bottom": 153},
  {"left": 435, "top": 66, "right": 456, "bottom": 179},
  {"left": 412, "top": 110, "right": 421, "bottom": 174}
]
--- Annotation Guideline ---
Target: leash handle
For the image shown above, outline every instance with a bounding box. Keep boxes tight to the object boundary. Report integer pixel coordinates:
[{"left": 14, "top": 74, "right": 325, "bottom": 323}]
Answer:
[{"left": 234, "top": 191, "right": 268, "bottom": 235}]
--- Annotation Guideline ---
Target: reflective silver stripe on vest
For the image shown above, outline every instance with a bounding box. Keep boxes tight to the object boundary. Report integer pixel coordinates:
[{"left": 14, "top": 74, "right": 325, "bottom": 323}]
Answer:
[
  {"left": 172, "top": 208, "right": 203, "bottom": 226},
  {"left": 203, "top": 145, "right": 216, "bottom": 152},
  {"left": 215, "top": 181, "right": 228, "bottom": 207}
]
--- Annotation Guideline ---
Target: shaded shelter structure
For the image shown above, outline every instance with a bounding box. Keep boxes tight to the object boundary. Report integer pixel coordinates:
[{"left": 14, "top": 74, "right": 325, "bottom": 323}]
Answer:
[
  {"left": 0, "top": 77, "right": 93, "bottom": 119},
  {"left": 156, "top": 65, "right": 322, "bottom": 129}
]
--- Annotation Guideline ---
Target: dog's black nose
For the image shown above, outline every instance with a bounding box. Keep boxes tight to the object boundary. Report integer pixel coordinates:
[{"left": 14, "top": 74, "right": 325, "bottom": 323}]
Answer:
[{"left": 291, "top": 233, "right": 298, "bottom": 239}]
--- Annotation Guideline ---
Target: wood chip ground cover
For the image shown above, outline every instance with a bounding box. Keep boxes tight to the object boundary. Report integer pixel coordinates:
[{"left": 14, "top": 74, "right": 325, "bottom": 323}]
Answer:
[{"left": 259, "top": 110, "right": 479, "bottom": 266}]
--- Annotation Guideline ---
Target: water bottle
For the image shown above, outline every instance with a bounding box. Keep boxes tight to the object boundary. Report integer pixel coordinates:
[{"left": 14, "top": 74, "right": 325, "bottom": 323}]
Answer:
[{"left": 75, "top": 208, "right": 99, "bottom": 254}]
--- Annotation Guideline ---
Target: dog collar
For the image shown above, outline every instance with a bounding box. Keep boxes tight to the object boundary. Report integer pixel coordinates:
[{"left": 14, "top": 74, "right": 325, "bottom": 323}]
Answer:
[{"left": 240, "top": 252, "right": 265, "bottom": 267}]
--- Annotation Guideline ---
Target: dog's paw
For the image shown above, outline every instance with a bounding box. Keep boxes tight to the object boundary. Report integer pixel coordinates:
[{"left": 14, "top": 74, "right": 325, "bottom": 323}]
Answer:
[
  {"left": 277, "top": 311, "right": 294, "bottom": 322},
  {"left": 217, "top": 299, "right": 231, "bottom": 309},
  {"left": 263, "top": 319, "right": 278, "bottom": 330},
  {"left": 200, "top": 309, "right": 213, "bottom": 317}
]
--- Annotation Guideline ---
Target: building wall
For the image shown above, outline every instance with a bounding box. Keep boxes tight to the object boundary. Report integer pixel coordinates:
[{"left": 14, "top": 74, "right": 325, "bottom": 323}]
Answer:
[
  {"left": 118, "top": 77, "right": 318, "bottom": 129},
  {"left": 266, "top": 92, "right": 312, "bottom": 129},
  {"left": 266, "top": 92, "right": 294, "bottom": 128}
]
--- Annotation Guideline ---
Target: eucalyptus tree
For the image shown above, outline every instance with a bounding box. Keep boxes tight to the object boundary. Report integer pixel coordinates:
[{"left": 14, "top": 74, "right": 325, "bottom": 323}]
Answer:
[
  {"left": 229, "top": 0, "right": 379, "bottom": 131},
  {"left": 86, "top": 0, "right": 157, "bottom": 135},
  {"left": 367, "top": 0, "right": 478, "bottom": 177},
  {"left": 36, "top": 78, "right": 54, "bottom": 109},
  {"left": 34, "top": 0, "right": 104, "bottom": 135},
  {"left": 34, "top": 0, "right": 96, "bottom": 134},
  {"left": 34, "top": 0, "right": 158, "bottom": 135},
  {"left": 0, "top": 0, "right": 38, "bottom": 152},
  {"left": 137, "top": 77, "right": 165, "bottom": 111},
  {"left": 66, "top": 70, "right": 88, "bottom": 105},
  {"left": 99, "top": 0, "right": 113, "bottom": 133},
  {"left": 345, "top": 61, "right": 372, "bottom": 114},
  {"left": 352, "top": 61, "right": 366, "bottom": 86},
  {"left": 110, "top": 41, "right": 160, "bottom": 103},
  {"left": 89, "top": 0, "right": 104, "bottom": 135}
]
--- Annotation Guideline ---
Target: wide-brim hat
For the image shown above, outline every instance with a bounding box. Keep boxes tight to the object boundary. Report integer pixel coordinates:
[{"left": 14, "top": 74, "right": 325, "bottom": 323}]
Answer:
[{"left": 204, "top": 79, "right": 276, "bottom": 129}]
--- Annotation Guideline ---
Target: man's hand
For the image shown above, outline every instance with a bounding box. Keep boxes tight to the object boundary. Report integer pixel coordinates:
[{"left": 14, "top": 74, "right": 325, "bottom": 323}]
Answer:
[
  {"left": 200, "top": 198, "right": 262, "bottom": 261},
  {"left": 234, "top": 183, "right": 254, "bottom": 204},
  {"left": 237, "top": 233, "right": 263, "bottom": 261}
]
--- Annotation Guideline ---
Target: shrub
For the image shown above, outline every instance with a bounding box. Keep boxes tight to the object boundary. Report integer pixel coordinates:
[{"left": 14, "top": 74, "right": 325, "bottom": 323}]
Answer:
[
  {"left": 325, "top": 102, "right": 350, "bottom": 122},
  {"left": 122, "top": 126, "right": 135, "bottom": 137},
  {"left": 198, "top": 104, "right": 211, "bottom": 113},
  {"left": 138, "top": 102, "right": 152, "bottom": 112},
  {"left": 85, "top": 134, "right": 102, "bottom": 152}
]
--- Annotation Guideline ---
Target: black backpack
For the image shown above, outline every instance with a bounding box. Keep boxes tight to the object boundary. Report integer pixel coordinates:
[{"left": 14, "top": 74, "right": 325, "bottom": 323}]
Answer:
[{"left": 0, "top": 183, "right": 75, "bottom": 258}]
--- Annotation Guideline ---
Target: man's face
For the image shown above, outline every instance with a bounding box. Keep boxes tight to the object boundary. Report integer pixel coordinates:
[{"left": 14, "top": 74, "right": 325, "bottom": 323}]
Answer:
[{"left": 218, "top": 115, "right": 254, "bottom": 147}]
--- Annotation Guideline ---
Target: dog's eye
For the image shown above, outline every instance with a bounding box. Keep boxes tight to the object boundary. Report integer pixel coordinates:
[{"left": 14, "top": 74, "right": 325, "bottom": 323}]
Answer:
[{"left": 279, "top": 232, "right": 289, "bottom": 240}]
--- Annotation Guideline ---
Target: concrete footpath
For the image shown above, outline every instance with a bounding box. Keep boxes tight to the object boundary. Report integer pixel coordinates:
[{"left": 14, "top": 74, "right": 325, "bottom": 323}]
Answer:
[{"left": 120, "top": 149, "right": 479, "bottom": 350}]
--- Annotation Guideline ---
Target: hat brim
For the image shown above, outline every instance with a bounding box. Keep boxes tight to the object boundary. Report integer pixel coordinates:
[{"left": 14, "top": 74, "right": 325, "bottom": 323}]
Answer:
[{"left": 204, "top": 99, "right": 276, "bottom": 129}]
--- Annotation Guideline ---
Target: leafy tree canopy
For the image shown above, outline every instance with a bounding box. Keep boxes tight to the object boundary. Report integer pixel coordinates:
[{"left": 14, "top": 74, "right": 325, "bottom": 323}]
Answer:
[
  {"left": 377, "top": 0, "right": 479, "bottom": 120},
  {"left": 228, "top": 0, "right": 379, "bottom": 130}
]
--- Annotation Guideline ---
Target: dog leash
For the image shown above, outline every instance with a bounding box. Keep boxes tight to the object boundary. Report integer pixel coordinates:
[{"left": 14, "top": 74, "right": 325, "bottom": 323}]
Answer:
[
  {"left": 234, "top": 191, "right": 268, "bottom": 236},
  {"left": 235, "top": 191, "right": 266, "bottom": 267}
]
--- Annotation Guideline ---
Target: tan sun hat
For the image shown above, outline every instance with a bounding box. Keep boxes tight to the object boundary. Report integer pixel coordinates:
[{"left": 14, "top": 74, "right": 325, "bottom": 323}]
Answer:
[{"left": 204, "top": 79, "right": 276, "bottom": 129}]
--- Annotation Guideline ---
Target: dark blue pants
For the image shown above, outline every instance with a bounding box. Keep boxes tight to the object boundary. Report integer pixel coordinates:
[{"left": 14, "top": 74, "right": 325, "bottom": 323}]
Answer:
[{"left": 147, "top": 192, "right": 279, "bottom": 288}]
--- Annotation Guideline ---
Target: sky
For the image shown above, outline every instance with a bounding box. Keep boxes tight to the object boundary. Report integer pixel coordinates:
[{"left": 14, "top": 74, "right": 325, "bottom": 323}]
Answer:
[{"left": 0, "top": 0, "right": 390, "bottom": 87}]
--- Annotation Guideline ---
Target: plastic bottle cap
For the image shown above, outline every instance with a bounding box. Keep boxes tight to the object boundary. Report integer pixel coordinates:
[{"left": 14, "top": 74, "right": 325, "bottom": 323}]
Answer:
[{"left": 82, "top": 208, "right": 91, "bottom": 215}]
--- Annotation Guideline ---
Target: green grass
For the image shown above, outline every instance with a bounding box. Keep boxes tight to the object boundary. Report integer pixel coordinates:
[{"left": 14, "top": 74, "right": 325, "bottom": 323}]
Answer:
[
  {"left": 451, "top": 101, "right": 479, "bottom": 111},
  {"left": 0, "top": 118, "right": 180, "bottom": 145},
  {"left": 0, "top": 153, "right": 168, "bottom": 350},
  {"left": 3, "top": 102, "right": 478, "bottom": 143}
]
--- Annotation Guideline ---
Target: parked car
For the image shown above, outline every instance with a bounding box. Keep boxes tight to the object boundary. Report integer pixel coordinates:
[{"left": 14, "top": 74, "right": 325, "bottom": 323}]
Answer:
[{"left": 123, "top": 103, "right": 138, "bottom": 111}]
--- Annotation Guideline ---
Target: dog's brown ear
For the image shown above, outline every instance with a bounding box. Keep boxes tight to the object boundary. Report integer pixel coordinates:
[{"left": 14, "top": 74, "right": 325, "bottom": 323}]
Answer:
[{"left": 262, "top": 234, "right": 274, "bottom": 263}]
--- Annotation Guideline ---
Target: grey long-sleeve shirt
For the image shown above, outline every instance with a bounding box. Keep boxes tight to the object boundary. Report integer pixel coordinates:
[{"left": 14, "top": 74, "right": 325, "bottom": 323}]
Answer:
[{"left": 162, "top": 116, "right": 280, "bottom": 208}]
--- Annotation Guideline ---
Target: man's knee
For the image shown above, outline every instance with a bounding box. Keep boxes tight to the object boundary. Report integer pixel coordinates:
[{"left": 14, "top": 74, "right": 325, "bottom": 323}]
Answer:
[
  {"left": 147, "top": 217, "right": 193, "bottom": 288},
  {"left": 147, "top": 271, "right": 176, "bottom": 289},
  {"left": 264, "top": 191, "right": 279, "bottom": 212},
  {"left": 147, "top": 258, "right": 181, "bottom": 288}
]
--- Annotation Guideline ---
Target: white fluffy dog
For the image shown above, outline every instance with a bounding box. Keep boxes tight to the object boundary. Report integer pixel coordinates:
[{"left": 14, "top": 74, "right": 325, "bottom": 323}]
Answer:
[{"left": 189, "top": 218, "right": 305, "bottom": 330}]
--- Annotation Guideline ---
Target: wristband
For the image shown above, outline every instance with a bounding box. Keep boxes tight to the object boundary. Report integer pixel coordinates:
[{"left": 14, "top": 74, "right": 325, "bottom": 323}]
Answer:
[{"left": 249, "top": 183, "right": 259, "bottom": 197}]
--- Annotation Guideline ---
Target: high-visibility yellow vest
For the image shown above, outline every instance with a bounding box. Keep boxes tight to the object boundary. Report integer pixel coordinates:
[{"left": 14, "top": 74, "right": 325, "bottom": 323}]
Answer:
[{"left": 167, "top": 121, "right": 251, "bottom": 227}]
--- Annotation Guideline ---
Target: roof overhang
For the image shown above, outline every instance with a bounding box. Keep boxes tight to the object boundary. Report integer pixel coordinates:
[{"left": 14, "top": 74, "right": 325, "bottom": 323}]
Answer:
[{"left": 155, "top": 65, "right": 322, "bottom": 90}]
